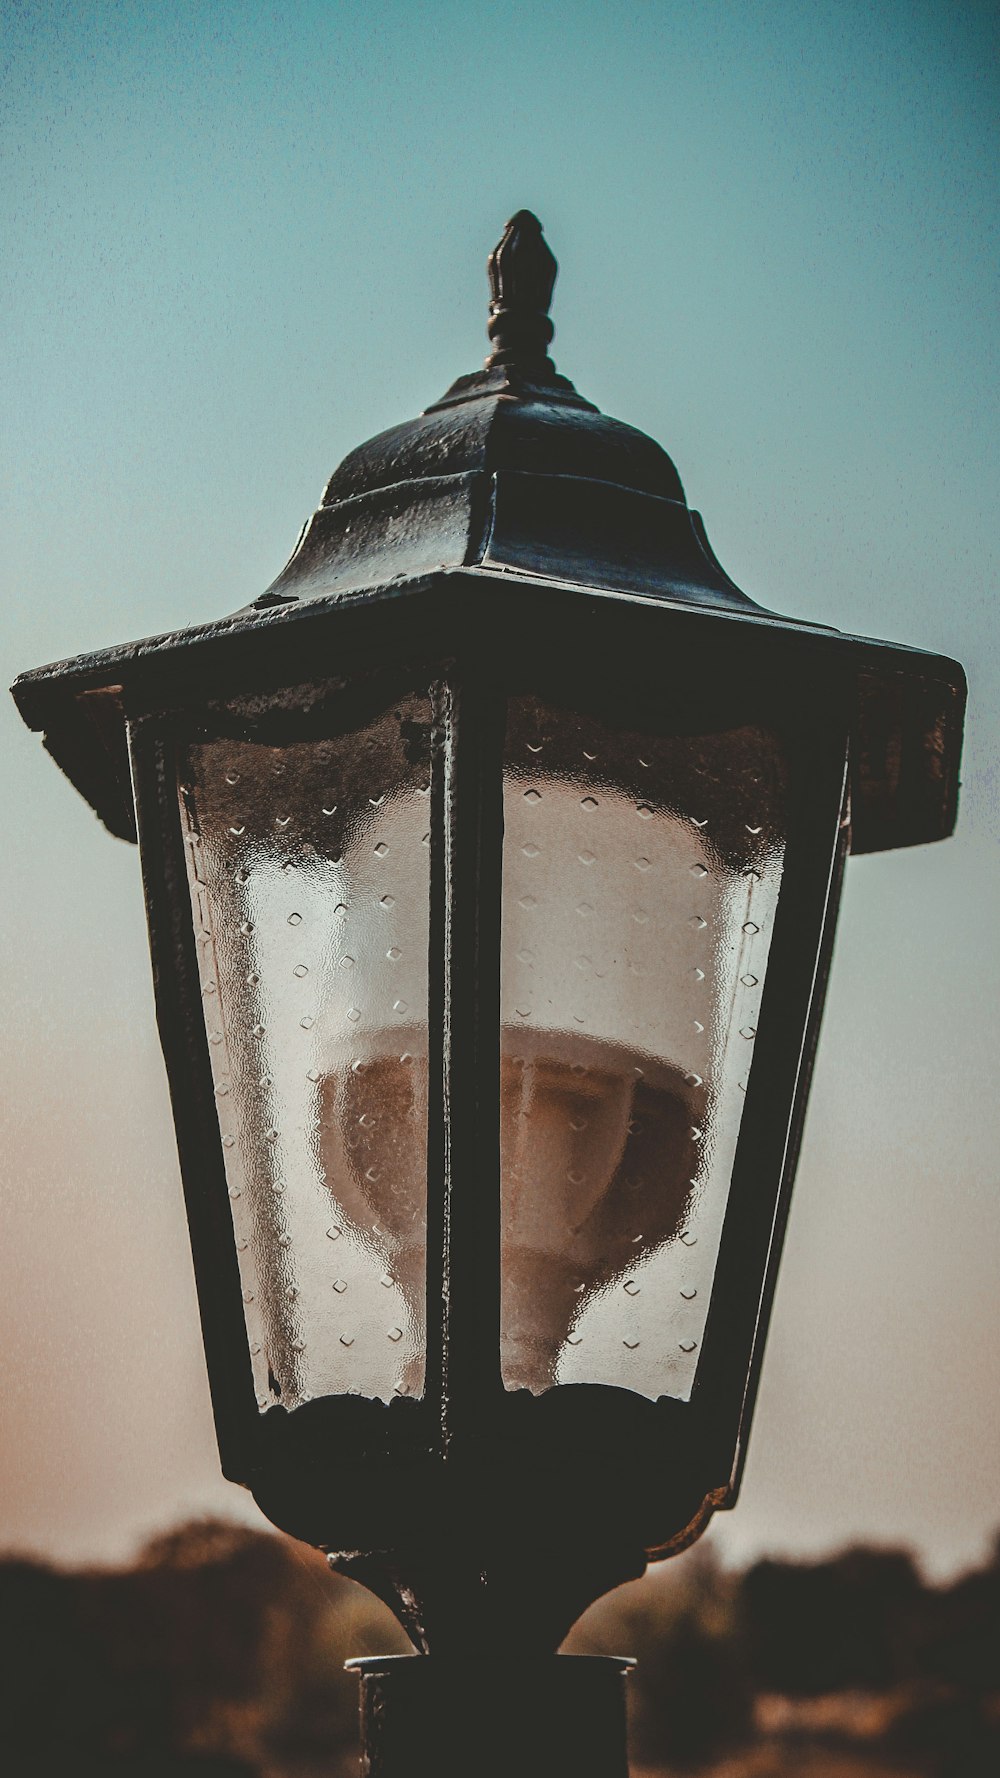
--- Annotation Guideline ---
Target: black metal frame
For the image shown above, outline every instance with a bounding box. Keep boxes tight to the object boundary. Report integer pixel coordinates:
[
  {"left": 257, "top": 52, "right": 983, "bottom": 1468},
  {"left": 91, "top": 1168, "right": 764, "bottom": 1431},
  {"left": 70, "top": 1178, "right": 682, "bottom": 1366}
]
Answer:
[{"left": 108, "top": 577, "right": 860, "bottom": 1648}]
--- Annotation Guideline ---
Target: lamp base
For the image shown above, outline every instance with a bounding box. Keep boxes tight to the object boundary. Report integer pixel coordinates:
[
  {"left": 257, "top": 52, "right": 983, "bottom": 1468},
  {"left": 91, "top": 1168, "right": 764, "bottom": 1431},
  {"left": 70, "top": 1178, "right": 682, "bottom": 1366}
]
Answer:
[{"left": 348, "top": 1652, "right": 633, "bottom": 1777}]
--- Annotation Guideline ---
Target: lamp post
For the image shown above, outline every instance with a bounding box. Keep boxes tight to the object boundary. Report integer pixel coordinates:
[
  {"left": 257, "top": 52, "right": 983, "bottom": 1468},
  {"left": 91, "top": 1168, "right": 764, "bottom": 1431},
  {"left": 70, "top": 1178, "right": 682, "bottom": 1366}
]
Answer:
[{"left": 12, "top": 212, "right": 965, "bottom": 1775}]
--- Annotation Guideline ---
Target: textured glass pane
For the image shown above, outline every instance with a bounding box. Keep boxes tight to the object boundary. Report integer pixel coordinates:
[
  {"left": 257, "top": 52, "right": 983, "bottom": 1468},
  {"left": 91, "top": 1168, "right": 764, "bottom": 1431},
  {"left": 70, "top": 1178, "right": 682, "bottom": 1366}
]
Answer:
[
  {"left": 179, "top": 692, "right": 432, "bottom": 1409},
  {"left": 500, "top": 695, "right": 788, "bottom": 1401}
]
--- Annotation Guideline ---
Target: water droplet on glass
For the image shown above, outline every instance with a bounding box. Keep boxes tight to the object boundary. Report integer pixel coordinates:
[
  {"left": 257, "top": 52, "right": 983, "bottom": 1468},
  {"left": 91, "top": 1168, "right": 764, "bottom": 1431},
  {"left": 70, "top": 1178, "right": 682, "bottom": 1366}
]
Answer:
[
  {"left": 242, "top": 1289, "right": 254, "bottom": 1303},
  {"left": 223, "top": 1137, "right": 235, "bottom": 1152},
  {"left": 517, "top": 948, "right": 535, "bottom": 965},
  {"left": 293, "top": 964, "right": 309, "bottom": 978},
  {"left": 634, "top": 856, "right": 651, "bottom": 872},
  {"left": 519, "top": 894, "right": 537, "bottom": 911},
  {"left": 685, "top": 1071, "right": 703, "bottom": 1088},
  {"left": 326, "top": 1225, "right": 342, "bottom": 1241},
  {"left": 623, "top": 1280, "right": 640, "bottom": 1296},
  {"left": 291, "top": 1338, "right": 306, "bottom": 1353},
  {"left": 567, "top": 1169, "right": 585, "bottom": 1186},
  {"left": 679, "top": 1340, "right": 698, "bottom": 1354},
  {"left": 638, "top": 755, "right": 651, "bottom": 768},
  {"left": 523, "top": 789, "right": 542, "bottom": 804},
  {"left": 527, "top": 740, "right": 544, "bottom": 753},
  {"left": 215, "top": 1081, "right": 230, "bottom": 1097},
  {"left": 285, "top": 1285, "right": 298, "bottom": 1301},
  {"left": 636, "top": 803, "right": 653, "bottom": 820},
  {"left": 380, "top": 894, "right": 395, "bottom": 909},
  {"left": 271, "top": 1179, "right": 285, "bottom": 1194},
  {"left": 632, "top": 908, "right": 649, "bottom": 925},
  {"left": 623, "top": 1338, "right": 640, "bottom": 1350},
  {"left": 521, "top": 841, "right": 540, "bottom": 858},
  {"left": 580, "top": 796, "right": 598, "bottom": 811},
  {"left": 393, "top": 999, "right": 408, "bottom": 1015},
  {"left": 277, "top": 1232, "right": 292, "bottom": 1248},
  {"left": 332, "top": 1279, "right": 347, "bottom": 1294},
  {"left": 740, "top": 1025, "right": 757, "bottom": 1040},
  {"left": 240, "top": 919, "right": 254, "bottom": 936},
  {"left": 690, "top": 863, "right": 708, "bottom": 879},
  {"left": 275, "top": 816, "right": 291, "bottom": 830},
  {"left": 680, "top": 1287, "right": 698, "bottom": 1301},
  {"left": 287, "top": 912, "right": 302, "bottom": 926},
  {"left": 266, "top": 1127, "right": 279, "bottom": 1144},
  {"left": 566, "top": 1332, "right": 583, "bottom": 1346},
  {"left": 576, "top": 902, "right": 593, "bottom": 917},
  {"left": 569, "top": 1116, "right": 588, "bottom": 1132},
  {"left": 689, "top": 915, "right": 707, "bottom": 931},
  {"left": 516, "top": 1005, "right": 531, "bottom": 1019},
  {"left": 202, "top": 980, "right": 217, "bottom": 996},
  {"left": 374, "top": 841, "right": 389, "bottom": 857},
  {"left": 247, "top": 970, "right": 260, "bottom": 985},
  {"left": 387, "top": 1327, "right": 403, "bottom": 1343},
  {"left": 743, "top": 921, "right": 760, "bottom": 935},
  {"left": 578, "top": 849, "right": 596, "bottom": 866},
  {"left": 680, "top": 1231, "right": 698, "bottom": 1246},
  {"left": 381, "top": 1273, "right": 394, "bottom": 1288},
  {"left": 339, "top": 1333, "right": 354, "bottom": 1348},
  {"left": 322, "top": 804, "right": 337, "bottom": 816},
  {"left": 369, "top": 794, "right": 385, "bottom": 807},
  {"left": 347, "top": 1007, "right": 361, "bottom": 1023},
  {"left": 582, "top": 748, "right": 598, "bottom": 762},
  {"left": 746, "top": 823, "right": 763, "bottom": 835},
  {"left": 386, "top": 945, "right": 402, "bottom": 961},
  {"left": 690, "top": 1124, "right": 703, "bottom": 1140},
  {"left": 249, "top": 1339, "right": 260, "bottom": 1353},
  {"left": 741, "top": 973, "right": 759, "bottom": 987},
  {"left": 251, "top": 1023, "right": 265, "bottom": 1039},
  {"left": 225, "top": 770, "right": 240, "bottom": 785},
  {"left": 229, "top": 823, "right": 246, "bottom": 837},
  {"left": 209, "top": 1031, "right": 223, "bottom": 1044}
]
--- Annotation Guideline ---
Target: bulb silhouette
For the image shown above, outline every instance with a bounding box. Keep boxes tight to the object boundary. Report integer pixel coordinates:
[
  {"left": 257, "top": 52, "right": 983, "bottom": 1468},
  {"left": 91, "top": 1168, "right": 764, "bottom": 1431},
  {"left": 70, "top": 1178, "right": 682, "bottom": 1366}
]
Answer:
[{"left": 315, "top": 1026, "right": 704, "bottom": 1396}]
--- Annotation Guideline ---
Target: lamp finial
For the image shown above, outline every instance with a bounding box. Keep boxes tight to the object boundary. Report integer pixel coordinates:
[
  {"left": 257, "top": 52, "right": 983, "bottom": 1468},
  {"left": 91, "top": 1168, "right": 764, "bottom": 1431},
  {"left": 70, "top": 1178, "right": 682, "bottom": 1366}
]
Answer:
[{"left": 486, "top": 210, "right": 557, "bottom": 367}]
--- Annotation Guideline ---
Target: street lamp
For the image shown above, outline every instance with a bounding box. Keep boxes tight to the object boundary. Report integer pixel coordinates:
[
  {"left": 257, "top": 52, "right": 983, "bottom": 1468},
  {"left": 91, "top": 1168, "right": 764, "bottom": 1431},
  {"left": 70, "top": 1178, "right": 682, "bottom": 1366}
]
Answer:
[{"left": 13, "top": 212, "right": 965, "bottom": 1775}]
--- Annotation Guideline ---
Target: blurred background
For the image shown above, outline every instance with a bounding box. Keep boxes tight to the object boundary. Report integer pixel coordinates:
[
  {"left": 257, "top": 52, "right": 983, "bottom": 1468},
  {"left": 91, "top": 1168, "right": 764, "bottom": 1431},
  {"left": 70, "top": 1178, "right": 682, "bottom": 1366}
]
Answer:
[{"left": 2, "top": 2, "right": 998, "bottom": 1772}]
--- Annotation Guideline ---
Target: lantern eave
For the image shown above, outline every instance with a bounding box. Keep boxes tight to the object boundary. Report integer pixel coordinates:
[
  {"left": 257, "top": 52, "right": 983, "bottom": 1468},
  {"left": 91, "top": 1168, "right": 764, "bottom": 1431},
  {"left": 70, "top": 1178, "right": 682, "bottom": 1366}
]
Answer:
[{"left": 11, "top": 553, "right": 966, "bottom": 858}]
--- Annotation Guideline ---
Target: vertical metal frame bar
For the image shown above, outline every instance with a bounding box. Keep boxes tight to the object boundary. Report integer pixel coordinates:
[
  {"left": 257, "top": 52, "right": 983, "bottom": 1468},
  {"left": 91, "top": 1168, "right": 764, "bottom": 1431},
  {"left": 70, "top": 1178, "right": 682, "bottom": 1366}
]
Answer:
[
  {"left": 128, "top": 715, "right": 260, "bottom": 1477},
  {"left": 693, "top": 714, "right": 852, "bottom": 1473},
  {"left": 433, "top": 659, "right": 507, "bottom": 1442}
]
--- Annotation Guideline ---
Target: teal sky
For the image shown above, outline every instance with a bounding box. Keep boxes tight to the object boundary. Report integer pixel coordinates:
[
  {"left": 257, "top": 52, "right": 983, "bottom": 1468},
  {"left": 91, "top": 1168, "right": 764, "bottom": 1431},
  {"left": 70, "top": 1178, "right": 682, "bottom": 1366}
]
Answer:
[{"left": 2, "top": 1, "right": 998, "bottom": 1577}]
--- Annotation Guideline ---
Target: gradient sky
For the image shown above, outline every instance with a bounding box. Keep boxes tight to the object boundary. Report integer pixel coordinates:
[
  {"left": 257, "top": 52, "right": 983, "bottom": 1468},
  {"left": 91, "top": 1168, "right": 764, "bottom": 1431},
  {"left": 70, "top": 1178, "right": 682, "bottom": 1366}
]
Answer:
[{"left": 2, "top": 1, "right": 998, "bottom": 1579}]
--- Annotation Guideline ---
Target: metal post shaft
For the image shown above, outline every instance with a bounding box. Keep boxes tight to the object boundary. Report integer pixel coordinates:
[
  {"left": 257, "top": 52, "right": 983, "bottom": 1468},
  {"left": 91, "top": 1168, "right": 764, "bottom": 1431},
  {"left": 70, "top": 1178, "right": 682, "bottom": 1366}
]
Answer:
[{"left": 349, "top": 1653, "right": 633, "bottom": 1777}]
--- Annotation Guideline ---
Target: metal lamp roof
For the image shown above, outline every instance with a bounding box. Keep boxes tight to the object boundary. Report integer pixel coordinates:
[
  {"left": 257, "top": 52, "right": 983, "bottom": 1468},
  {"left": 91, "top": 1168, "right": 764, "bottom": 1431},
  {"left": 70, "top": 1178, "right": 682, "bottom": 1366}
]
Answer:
[{"left": 11, "top": 211, "right": 965, "bottom": 855}]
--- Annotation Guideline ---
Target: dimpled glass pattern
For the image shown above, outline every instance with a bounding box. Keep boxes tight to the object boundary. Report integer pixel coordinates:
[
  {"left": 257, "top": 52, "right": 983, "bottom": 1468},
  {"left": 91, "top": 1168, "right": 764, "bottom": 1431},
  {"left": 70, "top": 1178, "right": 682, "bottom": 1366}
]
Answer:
[
  {"left": 500, "top": 695, "right": 788, "bottom": 1401},
  {"left": 178, "top": 693, "right": 431, "bottom": 1410}
]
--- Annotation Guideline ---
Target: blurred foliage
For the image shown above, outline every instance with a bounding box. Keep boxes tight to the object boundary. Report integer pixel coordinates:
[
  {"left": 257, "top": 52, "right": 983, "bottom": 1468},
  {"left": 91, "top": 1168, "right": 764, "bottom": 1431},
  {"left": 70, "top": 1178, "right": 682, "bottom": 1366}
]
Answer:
[{"left": 1, "top": 1521, "right": 998, "bottom": 1775}]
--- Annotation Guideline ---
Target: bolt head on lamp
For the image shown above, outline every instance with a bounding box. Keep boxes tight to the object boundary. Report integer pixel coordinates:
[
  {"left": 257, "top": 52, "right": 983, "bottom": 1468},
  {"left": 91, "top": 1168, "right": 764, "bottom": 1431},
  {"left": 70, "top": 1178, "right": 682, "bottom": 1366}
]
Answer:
[{"left": 12, "top": 212, "right": 965, "bottom": 1652}]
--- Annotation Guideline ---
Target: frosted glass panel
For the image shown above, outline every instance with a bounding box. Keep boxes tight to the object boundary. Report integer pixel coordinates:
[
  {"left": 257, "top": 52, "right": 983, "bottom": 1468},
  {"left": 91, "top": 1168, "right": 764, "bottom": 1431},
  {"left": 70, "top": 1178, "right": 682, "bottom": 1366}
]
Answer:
[
  {"left": 179, "top": 693, "right": 431, "bottom": 1409},
  {"left": 500, "top": 695, "right": 788, "bottom": 1401}
]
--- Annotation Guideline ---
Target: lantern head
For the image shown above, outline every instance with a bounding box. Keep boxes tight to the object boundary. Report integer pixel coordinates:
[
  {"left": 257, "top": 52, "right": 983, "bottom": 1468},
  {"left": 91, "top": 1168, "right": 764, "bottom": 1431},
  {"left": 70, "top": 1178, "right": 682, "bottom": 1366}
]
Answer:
[{"left": 12, "top": 212, "right": 965, "bottom": 1651}]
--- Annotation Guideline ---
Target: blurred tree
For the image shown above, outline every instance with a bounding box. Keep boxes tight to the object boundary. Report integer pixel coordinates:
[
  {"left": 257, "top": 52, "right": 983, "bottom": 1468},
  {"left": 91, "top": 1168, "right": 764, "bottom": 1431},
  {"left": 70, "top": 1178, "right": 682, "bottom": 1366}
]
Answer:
[{"left": 740, "top": 1546, "right": 925, "bottom": 1694}]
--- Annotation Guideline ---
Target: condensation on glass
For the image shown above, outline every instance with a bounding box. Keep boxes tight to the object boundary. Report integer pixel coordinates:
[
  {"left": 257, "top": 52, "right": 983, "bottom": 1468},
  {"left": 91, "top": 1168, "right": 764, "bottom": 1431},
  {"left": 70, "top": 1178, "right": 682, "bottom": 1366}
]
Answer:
[
  {"left": 177, "top": 690, "right": 432, "bottom": 1410},
  {"left": 500, "top": 694, "right": 788, "bottom": 1402}
]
